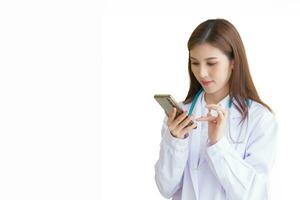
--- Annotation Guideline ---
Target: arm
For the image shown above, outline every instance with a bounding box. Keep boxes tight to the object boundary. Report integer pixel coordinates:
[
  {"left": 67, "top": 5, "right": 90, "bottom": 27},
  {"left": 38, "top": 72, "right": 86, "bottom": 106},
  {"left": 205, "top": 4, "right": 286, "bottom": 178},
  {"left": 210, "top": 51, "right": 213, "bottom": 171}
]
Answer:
[
  {"left": 154, "top": 116, "right": 190, "bottom": 198},
  {"left": 205, "top": 110, "right": 278, "bottom": 200}
]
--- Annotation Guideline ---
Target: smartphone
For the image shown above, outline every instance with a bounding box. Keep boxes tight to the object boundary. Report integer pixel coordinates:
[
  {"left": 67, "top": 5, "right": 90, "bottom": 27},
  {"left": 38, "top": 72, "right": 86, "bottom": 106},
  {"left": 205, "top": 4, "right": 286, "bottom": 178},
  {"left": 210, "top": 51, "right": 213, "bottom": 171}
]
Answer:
[{"left": 154, "top": 94, "right": 197, "bottom": 129}]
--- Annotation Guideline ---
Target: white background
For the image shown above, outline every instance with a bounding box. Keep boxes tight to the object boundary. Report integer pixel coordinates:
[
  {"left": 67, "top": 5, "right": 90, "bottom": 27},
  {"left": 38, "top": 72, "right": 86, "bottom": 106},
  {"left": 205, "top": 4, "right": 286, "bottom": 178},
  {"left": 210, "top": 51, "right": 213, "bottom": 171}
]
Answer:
[{"left": 1, "top": 0, "right": 299, "bottom": 199}]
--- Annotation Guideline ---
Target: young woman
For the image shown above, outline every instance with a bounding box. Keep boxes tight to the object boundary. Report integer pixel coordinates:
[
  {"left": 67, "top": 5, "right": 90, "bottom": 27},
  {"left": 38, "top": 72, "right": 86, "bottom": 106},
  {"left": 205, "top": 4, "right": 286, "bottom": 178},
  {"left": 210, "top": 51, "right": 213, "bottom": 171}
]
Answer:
[{"left": 154, "top": 19, "right": 278, "bottom": 200}]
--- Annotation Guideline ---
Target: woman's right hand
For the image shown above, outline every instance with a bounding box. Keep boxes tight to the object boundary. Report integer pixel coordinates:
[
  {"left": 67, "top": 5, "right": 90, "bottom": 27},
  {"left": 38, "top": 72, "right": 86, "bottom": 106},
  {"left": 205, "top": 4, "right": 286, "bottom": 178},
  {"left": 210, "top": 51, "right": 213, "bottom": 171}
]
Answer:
[{"left": 167, "top": 108, "right": 197, "bottom": 139}]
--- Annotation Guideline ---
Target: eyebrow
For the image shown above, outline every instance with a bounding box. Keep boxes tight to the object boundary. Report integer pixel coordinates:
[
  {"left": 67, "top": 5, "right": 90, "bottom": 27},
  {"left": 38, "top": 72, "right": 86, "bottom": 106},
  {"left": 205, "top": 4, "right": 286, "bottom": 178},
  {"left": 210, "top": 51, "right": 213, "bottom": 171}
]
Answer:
[{"left": 190, "top": 56, "right": 218, "bottom": 61}]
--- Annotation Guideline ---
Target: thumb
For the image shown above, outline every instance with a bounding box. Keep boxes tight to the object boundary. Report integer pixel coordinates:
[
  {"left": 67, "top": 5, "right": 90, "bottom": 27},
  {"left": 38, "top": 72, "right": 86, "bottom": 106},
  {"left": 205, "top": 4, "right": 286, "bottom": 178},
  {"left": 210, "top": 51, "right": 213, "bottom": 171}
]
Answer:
[{"left": 207, "top": 109, "right": 212, "bottom": 117}]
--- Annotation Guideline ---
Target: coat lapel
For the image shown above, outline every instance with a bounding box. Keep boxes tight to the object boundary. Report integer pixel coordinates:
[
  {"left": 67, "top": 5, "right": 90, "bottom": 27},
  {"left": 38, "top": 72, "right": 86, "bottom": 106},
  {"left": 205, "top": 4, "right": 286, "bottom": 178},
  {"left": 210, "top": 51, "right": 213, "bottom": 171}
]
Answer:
[
  {"left": 185, "top": 92, "right": 205, "bottom": 199},
  {"left": 183, "top": 92, "right": 243, "bottom": 199}
]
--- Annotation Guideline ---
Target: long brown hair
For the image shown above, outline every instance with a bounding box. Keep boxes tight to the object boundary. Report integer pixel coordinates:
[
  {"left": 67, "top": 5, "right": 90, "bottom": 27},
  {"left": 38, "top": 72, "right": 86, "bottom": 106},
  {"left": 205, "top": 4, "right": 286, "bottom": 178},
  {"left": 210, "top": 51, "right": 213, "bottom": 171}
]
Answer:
[{"left": 183, "top": 18, "right": 273, "bottom": 123}]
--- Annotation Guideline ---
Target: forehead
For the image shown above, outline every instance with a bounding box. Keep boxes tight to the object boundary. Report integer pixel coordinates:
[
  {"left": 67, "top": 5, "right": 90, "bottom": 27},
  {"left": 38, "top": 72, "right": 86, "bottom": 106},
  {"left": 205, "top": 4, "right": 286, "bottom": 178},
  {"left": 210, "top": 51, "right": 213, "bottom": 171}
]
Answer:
[{"left": 189, "top": 43, "right": 227, "bottom": 60}]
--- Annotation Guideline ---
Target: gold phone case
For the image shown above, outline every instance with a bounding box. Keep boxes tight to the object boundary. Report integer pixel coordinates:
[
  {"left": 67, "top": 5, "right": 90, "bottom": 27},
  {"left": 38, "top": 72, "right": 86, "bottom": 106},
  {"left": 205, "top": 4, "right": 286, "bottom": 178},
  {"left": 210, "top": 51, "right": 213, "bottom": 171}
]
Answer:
[{"left": 154, "top": 94, "right": 196, "bottom": 128}]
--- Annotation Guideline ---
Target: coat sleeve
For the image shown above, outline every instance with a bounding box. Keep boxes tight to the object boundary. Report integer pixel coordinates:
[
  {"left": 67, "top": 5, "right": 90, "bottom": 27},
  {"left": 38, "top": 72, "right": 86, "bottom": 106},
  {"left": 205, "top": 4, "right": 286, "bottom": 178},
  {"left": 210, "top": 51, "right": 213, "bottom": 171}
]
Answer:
[
  {"left": 154, "top": 115, "right": 190, "bottom": 199},
  {"left": 205, "top": 109, "right": 278, "bottom": 200}
]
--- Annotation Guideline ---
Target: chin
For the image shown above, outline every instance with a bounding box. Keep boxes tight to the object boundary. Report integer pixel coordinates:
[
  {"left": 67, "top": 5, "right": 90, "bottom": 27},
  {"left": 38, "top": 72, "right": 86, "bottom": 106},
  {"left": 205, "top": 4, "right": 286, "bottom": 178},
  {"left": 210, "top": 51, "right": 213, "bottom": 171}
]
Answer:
[
  {"left": 202, "top": 87, "right": 215, "bottom": 93},
  {"left": 204, "top": 87, "right": 223, "bottom": 95}
]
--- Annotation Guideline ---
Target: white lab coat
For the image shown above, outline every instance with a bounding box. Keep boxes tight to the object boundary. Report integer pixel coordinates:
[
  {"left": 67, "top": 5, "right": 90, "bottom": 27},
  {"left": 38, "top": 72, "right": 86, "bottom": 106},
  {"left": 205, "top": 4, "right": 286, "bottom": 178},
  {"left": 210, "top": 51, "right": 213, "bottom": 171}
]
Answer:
[{"left": 154, "top": 91, "right": 278, "bottom": 200}]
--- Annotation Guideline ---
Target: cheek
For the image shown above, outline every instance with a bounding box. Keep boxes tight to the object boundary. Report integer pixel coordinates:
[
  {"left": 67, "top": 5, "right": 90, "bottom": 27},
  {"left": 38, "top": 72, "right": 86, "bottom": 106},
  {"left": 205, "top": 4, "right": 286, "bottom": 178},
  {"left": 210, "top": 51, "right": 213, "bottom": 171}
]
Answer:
[
  {"left": 209, "top": 68, "right": 219, "bottom": 77},
  {"left": 191, "top": 67, "right": 198, "bottom": 77},
  {"left": 212, "top": 68, "right": 230, "bottom": 81}
]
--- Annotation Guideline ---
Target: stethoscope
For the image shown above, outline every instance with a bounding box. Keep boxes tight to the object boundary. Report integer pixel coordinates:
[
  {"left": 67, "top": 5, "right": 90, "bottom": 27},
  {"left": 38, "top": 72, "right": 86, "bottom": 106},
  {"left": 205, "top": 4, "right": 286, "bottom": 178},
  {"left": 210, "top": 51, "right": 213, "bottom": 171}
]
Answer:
[{"left": 188, "top": 88, "right": 251, "bottom": 146}]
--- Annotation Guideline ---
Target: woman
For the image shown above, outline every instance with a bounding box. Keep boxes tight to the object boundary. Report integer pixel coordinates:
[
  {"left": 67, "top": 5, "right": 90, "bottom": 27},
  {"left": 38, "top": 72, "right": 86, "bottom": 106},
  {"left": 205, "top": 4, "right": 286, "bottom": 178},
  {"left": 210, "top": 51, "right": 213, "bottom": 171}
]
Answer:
[{"left": 154, "top": 18, "right": 278, "bottom": 200}]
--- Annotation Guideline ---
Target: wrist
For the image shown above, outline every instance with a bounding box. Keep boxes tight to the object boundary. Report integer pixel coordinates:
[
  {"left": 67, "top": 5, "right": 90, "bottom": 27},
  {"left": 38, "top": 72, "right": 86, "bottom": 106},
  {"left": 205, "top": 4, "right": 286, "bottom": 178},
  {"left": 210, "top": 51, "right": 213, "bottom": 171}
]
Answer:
[{"left": 208, "top": 137, "right": 220, "bottom": 145}]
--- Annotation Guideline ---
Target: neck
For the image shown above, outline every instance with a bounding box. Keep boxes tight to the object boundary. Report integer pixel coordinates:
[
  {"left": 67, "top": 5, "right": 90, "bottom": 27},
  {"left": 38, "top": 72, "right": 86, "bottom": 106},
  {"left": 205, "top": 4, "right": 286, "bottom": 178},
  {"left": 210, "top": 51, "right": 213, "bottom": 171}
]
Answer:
[{"left": 204, "top": 85, "right": 229, "bottom": 105}]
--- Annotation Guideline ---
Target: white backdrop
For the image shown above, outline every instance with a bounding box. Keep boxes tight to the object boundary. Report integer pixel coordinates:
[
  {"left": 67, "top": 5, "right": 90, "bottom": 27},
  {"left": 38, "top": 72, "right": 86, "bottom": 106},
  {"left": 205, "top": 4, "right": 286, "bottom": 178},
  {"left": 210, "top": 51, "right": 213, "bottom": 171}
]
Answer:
[
  {"left": 101, "top": 1, "right": 300, "bottom": 200},
  {"left": 0, "top": 0, "right": 299, "bottom": 200}
]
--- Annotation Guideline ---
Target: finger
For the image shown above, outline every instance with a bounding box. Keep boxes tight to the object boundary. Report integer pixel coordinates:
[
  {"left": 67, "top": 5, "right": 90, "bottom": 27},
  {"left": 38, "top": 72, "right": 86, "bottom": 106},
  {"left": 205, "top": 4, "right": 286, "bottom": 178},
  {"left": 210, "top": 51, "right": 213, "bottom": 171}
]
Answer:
[
  {"left": 207, "top": 109, "right": 212, "bottom": 117},
  {"left": 207, "top": 117, "right": 218, "bottom": 123},
  {"left": 173, "top": 111, "right": 188, "bottom": 127},
  {"left": 180, "top": 123, "right": 197, "bottom": 137},
  {"left": 212, "top": 110, "right": 224, "bottom": 125},
  {"left": 195, "top": 116, "right": 215, "bottom": 121},
  {"left": 206, "top": 104, "right": 226, "bottom": 113},
  {"left": 167, "top": 108, "right": 176, "bottom": 126},
  {"left": 170, "top": 107, "right": 176, "bottom": 120},
  {"left": 177, "top": 116, "right": 193, "bottom": 130},
  {"left": 166, "top": 107, "right": 175, "bottom": 118},
  {"left": 206, "top": 105, "right": 227, "bottom": 117},
  {"left": 198, "top": 116, "right": 217, "bottom": 124},
  {"left": 217, "top": 110, "right": 224, "bottom": 121}
]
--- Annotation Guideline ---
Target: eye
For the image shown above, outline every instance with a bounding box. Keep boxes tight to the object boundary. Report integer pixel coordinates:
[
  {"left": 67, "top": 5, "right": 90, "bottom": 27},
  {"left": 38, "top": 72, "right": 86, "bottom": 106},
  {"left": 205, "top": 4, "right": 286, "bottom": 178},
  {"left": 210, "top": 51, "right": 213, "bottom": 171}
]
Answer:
[
  {"left": 191, "top": 62, "right": 199, "bottom": 66},
  {"left": 207, "top": 62, "right": 217, "bottom": 66}
]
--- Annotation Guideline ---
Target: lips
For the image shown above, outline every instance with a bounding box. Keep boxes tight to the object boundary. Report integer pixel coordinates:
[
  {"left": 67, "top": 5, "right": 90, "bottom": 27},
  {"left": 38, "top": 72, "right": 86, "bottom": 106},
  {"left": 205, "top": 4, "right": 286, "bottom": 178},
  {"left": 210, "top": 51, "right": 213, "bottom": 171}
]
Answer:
[{"left": 201, "top": 80, "right": 213, "bottom": 85}]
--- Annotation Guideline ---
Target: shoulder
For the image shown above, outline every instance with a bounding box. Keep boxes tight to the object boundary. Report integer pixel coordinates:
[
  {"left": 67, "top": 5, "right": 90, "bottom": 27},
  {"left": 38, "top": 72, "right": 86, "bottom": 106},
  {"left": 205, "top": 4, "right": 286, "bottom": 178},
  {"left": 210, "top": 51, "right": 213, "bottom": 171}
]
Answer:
[
  {"left": 246, "top": 100, "right": 279, "bottom": 149},
  {"left": 249, "top": 100, "right": 274, "bottom": 117},
  {"left": 248, "top": 100, "right": 278, "bottom": 127}
]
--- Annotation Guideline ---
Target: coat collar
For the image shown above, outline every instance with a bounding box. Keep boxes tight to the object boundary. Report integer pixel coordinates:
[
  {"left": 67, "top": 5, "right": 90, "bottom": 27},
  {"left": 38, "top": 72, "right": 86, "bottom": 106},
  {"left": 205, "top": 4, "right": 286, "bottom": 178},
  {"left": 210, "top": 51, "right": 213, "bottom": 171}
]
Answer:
[{"left": 183, "top": 91, "right": 242, "bottom": 119}]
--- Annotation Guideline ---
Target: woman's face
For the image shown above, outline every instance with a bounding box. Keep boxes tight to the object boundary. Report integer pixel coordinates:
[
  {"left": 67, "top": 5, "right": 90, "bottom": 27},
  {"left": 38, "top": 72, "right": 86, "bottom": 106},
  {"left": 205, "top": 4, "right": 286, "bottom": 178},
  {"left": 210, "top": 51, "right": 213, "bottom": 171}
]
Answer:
[{"left": 190, "top": 42, "right": 234, "bottom": 94}]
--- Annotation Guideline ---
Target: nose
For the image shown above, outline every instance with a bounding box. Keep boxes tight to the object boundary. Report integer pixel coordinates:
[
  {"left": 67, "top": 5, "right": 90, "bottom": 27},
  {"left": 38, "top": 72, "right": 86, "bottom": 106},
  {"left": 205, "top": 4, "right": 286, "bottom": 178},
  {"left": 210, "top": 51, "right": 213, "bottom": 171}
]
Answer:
[{"left": 198, "top": 66, "right": 209, "bottom": 78}]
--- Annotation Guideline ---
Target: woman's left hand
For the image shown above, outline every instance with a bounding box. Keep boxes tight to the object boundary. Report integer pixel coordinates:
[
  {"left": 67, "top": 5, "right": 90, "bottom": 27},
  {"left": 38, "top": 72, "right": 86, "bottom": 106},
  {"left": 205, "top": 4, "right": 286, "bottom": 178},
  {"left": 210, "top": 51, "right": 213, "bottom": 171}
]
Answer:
[{"left": 195, "top": 104, "right": 228, "bottom": 145}]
